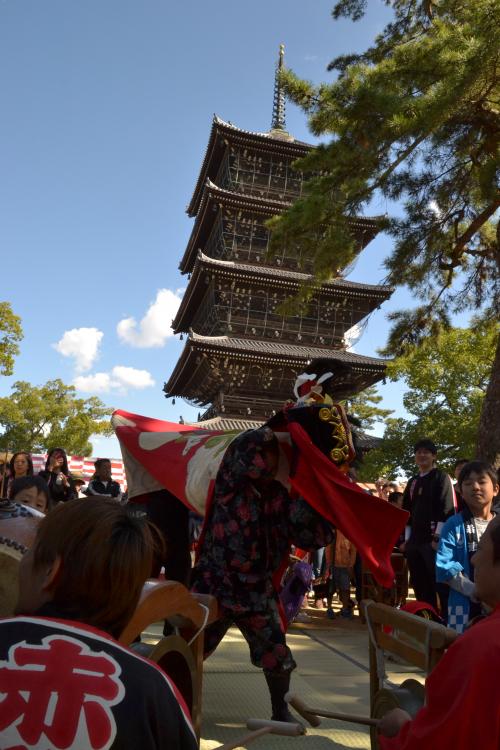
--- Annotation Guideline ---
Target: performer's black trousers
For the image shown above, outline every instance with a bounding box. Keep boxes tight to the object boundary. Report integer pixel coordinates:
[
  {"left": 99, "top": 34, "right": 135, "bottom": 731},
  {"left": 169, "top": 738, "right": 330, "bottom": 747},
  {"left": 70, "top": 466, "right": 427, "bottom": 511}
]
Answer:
[
  {"left": 405, "top": 542, "right": 438, "bottom": 610},
  {"left": 143, "top": 490, "right": 192, "bottom": 587}
]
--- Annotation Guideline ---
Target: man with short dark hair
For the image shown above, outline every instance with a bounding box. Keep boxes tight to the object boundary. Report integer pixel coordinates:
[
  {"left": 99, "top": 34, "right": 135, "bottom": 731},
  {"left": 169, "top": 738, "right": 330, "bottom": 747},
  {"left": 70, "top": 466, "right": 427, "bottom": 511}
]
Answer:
[
  {"left": 0, "top": 499, "right": 197, "bottom": 750},
  {"left": 401, "top": 439, "right": 455, "bottom": 612},
  {"left": 85, "top": 458, "right": 122, "bottom": 501}
]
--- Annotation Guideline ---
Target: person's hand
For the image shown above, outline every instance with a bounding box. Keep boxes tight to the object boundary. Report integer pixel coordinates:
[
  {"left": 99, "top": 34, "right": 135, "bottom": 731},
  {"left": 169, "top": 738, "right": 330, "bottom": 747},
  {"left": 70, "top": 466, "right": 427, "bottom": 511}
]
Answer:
[
  {"left": 50, "top": 454, "right": 64, "bottom": 471},
  {"left": 59, "top": 473, "right": 69, "bottom": 487},
  {"left": 377, "top": 708, "right": 412, "bottom": 737}
]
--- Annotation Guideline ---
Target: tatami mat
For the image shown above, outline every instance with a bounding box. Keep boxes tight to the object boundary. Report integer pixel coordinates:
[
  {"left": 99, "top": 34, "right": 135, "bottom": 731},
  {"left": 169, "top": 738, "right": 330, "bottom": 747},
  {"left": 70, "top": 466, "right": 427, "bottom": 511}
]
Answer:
[
  {"left": 146, "top": 604, "right": 425, "bottom": 749},
  {"left": 200, "top": 625, "right": 372, "bottom": 750}
]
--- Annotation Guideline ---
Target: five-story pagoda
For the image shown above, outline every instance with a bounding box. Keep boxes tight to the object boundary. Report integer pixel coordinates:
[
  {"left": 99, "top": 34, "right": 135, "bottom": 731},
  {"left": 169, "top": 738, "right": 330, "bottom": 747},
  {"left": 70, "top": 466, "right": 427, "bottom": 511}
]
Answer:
[{"left": 164, "top": 47, "right": 393, "bottom": 430}]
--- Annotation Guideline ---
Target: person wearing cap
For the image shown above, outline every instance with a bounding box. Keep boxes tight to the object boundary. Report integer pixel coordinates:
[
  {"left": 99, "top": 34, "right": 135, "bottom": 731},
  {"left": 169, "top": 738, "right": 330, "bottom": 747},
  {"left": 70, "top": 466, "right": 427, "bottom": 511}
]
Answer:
[{"left": 401, "top": 439, "right": 455, "bottom": 614}]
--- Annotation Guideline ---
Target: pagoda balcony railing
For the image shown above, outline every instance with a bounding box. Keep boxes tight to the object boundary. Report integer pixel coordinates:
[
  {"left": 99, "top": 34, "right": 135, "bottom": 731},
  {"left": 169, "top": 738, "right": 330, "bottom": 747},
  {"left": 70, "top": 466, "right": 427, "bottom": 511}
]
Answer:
[
  {"left": 190, "top": 288, "right": 360, "bottom": 346},
  {"left": 215, "top": 148, "right": 306, "bottom": 204},
  {"left": 203, "top": 213, "right": 314, "bottom": 273},
  {"left": 190, "top": 300, "right": 348, "bottom": 347}
]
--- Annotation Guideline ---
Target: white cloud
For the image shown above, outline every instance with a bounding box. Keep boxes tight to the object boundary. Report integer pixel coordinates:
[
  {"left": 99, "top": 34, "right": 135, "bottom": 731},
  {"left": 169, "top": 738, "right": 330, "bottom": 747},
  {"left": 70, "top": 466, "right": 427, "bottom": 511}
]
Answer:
[
  {"left": 117, "top": 288, "right": 183, "bottom": 348},
  {"left": 344, "top": 323, "right": 363, "bottom": 352},
  {"left": 428, "top": 200, "right": 442, "bottom": 218},
  {"left": 54, "top": 327, "right": 103, "bottom": 372},
  {"left": 74, "top": 366, "right": 155, "bottom": 394},
  {"left": 111, "top": 366, "right": 155, "bottom": 389},
  {"left": 74, "top": 373, "right": 112, "bottom": 393}
]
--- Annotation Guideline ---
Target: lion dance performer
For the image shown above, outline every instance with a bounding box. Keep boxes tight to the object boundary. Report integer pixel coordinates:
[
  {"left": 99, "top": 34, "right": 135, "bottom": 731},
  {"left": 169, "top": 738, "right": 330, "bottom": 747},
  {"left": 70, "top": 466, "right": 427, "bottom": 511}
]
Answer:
[
  {"left": 192, "top": 420, "right": 333, "bottom": 721},
  {"left": 112, "top": 362, "right": 407, "bottom": 723},
  {"left": 191, "top": 365, "right": 366, "bottom": 722}
]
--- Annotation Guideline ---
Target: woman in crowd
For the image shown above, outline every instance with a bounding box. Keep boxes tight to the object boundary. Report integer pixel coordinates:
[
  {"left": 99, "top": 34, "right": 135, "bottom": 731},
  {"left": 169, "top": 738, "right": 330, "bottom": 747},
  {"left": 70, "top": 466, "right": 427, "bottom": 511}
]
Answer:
[
  {"left": 38, "top": 447, "right": 77, "bottom": 504},
  {"left": 6, "top": 451, "right": 34, "bottom": 497}
]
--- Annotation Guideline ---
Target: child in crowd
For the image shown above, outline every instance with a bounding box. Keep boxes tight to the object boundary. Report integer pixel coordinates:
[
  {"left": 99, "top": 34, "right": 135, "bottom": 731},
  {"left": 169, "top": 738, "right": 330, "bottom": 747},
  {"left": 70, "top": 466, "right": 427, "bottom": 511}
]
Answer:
[
  {"left": 436, "top": 461, "right": 498, "bottom": 632},
  {"left": 10, "top": 475, "right": 51, "bottom": 514},
  {"left": 326, "top": 529, "right": 356, "bottom": 620}
]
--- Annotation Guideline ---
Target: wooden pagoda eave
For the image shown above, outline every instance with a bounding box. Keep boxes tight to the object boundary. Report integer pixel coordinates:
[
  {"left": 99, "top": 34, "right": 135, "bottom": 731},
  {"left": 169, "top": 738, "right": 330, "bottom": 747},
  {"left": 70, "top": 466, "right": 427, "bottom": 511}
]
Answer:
[
  {"left": 163, "top": 333, "right": 387, "bottom": 401},
  {"left": 172, "top": 251, "right": 394, "bottom": 333},
  {"left": 187, "top": 115, "right": 312, "bottom": 218},
  {"left": 179, "top": 181, "right": 382, "bottom": 275}
]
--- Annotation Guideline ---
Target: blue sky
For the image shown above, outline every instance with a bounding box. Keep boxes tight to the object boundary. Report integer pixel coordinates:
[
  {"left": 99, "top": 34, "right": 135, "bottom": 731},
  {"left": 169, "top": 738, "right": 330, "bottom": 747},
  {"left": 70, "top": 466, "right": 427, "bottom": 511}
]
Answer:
[{"left": 1, "top": 0, "right": 421, "bottom": 458}]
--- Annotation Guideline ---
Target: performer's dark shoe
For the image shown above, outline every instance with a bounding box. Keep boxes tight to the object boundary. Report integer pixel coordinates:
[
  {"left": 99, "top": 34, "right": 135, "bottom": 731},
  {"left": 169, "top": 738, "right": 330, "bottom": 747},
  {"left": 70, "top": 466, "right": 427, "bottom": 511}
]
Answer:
[
  {"left": 271, "top": 707, "right": 301, "bottom": 723},
  {"left": 264, "top": 670, "right": 303, "bottom": 725}
]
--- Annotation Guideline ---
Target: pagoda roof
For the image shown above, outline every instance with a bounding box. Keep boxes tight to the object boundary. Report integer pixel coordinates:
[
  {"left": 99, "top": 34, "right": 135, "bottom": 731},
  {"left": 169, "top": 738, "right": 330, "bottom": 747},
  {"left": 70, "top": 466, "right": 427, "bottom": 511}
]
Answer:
[
  {"left": 172, "top": 251, "right": 393, "bottom": 333},
  {"left": 188, "top": 115, "right": 312, "bottom": 217},
  {"left": 188, "top": 333, "right": 385, "bottom": 365},
  {"left": 180, "top": 181, "right": 381, "bottom": 274},
  {"left": 189, "top": 415, "right": 262, "bottom": 432},
  {"left": 164, "top": 332, "right": 387, "bottom": 404}
]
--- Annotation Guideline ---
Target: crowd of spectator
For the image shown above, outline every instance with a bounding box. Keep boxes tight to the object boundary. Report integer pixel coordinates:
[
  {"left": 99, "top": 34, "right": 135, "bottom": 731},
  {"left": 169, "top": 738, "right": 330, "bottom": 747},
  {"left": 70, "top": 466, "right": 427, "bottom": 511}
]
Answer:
[
  {"left": 300, "top": 441, "right": 499, "bottom": 634},
  {"left": 0, "top": 448, "right": 125, "bottom": 513},
  {"left": 2, "top": 438, "right": 499, "bottom": 636}
]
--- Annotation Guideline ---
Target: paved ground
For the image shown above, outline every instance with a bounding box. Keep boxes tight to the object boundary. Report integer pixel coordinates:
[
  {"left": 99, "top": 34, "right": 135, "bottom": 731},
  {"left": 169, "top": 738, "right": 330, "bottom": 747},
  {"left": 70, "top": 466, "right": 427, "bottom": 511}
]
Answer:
[{"left": 147, "top": 599, "right": 425, "bottom": 750}]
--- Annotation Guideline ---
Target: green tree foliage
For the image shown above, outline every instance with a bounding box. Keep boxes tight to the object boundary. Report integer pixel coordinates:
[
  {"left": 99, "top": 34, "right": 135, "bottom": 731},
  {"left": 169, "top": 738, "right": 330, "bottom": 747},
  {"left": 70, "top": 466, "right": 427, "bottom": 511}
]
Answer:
[
  {"left": 269, "top": 0, "right": 500, "bottom": 465},
  {"left": 0, "top": 379, "right": 113, "bottom": 456},
  {"left": 344, "top": 385, "right": 393, "bottom": 430},
  {"left": 0, "top": 302, "right": 23, "bottom": 377},
  {"left": 359, "top": 323, "right": 498, "bottom": 478}
]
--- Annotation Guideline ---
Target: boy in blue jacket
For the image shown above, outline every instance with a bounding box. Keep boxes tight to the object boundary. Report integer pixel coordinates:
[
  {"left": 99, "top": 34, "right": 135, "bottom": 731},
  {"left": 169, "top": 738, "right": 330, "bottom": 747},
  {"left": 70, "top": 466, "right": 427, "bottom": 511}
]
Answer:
[{"left": 436, "top": 461, "right": 498, "bottom": 632}]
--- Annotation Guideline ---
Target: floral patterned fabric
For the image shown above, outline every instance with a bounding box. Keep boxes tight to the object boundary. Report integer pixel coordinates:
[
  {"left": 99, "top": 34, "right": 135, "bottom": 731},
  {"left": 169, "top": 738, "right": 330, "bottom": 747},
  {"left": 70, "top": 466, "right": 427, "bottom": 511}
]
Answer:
[{"left": 191, "top": 427, "right": 333, "bottom": 669}]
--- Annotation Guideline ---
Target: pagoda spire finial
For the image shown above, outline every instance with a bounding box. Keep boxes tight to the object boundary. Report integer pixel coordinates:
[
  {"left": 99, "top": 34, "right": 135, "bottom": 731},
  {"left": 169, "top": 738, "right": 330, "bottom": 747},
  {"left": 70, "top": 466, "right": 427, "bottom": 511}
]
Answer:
[{"left": 271, "top": 44, "right": 286, "bottom": 132}]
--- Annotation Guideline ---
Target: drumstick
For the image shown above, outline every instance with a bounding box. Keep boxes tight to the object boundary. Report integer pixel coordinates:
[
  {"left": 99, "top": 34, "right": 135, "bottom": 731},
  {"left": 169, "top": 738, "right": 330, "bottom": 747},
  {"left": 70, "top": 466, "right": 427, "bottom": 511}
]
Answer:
[
  {"left": 216, "top": 718, "right": 305, "bottom": 750},
  {"left": 286, "top": 693, "right": 379, "bottom": 728}
]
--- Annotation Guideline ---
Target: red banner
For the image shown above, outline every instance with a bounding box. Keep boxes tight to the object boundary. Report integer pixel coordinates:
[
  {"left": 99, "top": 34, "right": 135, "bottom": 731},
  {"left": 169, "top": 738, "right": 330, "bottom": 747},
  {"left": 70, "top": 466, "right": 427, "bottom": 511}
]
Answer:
[{"left": 112, "top": 409, "right": 408, "bottom": 587}]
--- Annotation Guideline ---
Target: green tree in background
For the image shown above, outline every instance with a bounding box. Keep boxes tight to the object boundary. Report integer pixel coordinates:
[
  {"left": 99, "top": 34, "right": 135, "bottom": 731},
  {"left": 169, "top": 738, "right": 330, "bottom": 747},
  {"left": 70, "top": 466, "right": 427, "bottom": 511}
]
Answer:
[
  {"left": 0, "top": 302, "right": 23, "bottom": 376},
  {"left": 344, "top": 385, "right": 393, "bottom": 431},
  {"left": 270, "top": 0, "right": 500, "bottom": 465},
  {"left": 0, "top": 379, "right": 113, "bottom": 456},
  {"left": 358, "top": 323, "right": 498, "bottom": 479}
]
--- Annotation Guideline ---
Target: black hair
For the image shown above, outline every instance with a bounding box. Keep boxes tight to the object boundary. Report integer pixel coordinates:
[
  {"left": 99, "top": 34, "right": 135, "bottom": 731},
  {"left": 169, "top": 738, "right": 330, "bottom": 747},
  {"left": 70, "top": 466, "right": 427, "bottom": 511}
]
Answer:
[
  {"left": 413, "top": 438, "right": 437, "bottom": 455},
  {"left": 388, "top": 491, "right": 404, "bottom": 505},
  {"left": 458, "top": 461, "right": 498, "bottom": 489},
  {"left": 454, "top": 457, "right": 470, "bottom": 470},
  {"left": 45, "top": 447, "right": 69, "bottom": 475},
  {"left": 11, "top": 475, "right": 51, "bottom": 510},
  {"left": 9, "top": 452, "right": 34, "bottom": 478},
  {"left": 94, "top": 458, "right": 111, "bottom": 470}
]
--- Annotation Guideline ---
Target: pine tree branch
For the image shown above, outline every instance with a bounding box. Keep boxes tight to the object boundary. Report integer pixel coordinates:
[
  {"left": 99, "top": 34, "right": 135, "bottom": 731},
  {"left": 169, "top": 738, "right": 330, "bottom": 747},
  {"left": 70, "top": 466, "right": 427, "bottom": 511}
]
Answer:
[
  {"left": 369, "top": 132, "right": 429, "bottom": 194},
  {"left": 454, "top": 199, "right": 500, "bottom": 255}
]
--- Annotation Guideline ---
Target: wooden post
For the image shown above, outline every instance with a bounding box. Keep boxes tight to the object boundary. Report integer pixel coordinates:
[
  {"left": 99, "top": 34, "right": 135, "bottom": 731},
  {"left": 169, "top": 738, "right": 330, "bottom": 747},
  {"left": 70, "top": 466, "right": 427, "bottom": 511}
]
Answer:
[{"left": 0, "top": 450, "right": 9, "bottom": 498}]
